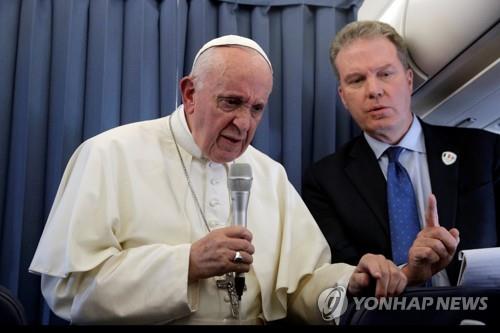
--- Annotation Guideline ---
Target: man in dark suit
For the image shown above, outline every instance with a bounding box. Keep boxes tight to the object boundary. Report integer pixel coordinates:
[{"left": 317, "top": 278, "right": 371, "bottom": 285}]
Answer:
[{"left": 303, "top": 20, "right": 499, "bottom": 287}]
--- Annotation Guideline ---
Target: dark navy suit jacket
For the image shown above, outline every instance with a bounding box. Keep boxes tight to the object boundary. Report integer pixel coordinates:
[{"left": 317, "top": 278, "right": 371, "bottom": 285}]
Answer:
[{"left": 302, "top": 120, "right": 500, "bottom": 285}]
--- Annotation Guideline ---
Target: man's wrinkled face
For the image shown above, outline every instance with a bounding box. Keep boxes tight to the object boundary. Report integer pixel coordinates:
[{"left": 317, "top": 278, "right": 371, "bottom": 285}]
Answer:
[
  {"left": 181, "top": 47, "right": 273, "bottom": 163},
  {"left": 336, "top": 37, "right": 414, "bottom": 143}
]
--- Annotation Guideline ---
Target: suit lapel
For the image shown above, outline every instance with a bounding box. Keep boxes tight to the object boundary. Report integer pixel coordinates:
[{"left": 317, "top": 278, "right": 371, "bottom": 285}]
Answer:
[
  {"left": 421, "top": 121, "right": 459, "bottom": 231},
  {"left": 345, "top": 136, "right": 390, "bottom": 238}
]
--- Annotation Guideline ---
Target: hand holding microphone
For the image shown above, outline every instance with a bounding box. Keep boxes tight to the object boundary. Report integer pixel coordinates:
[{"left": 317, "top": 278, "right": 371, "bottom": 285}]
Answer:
[
  {"left": 187, "top": 164, "right": 253, "bottom": 288},
  {"left": 228, "top": 163, "right": 253, "bottom": 300}
]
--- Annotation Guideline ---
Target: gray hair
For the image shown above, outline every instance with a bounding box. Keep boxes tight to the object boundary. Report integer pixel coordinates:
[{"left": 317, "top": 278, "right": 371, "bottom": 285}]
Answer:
[
  {"left": 330, "top": 20, "right": 410, "bottom": 79},
  {"left": 189, "top": 47, "right": 218, "bottom": 89}
]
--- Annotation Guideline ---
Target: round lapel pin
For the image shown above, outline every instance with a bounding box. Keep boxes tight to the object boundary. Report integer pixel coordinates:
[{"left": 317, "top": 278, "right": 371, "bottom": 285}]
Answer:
[{"left": 441, "top": 151, "right": 457, "bottom": 166}]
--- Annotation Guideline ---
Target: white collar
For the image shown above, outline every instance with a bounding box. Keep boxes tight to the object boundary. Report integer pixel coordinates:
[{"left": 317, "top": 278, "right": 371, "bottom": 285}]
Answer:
[{"left": 170, "top": 105, "right": 204, "bottom": 160}]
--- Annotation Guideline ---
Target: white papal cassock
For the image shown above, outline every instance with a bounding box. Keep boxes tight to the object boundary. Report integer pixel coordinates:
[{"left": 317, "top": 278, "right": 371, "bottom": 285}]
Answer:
[{"left": 29, "top": 106, "right": 355, "bottom": 324}]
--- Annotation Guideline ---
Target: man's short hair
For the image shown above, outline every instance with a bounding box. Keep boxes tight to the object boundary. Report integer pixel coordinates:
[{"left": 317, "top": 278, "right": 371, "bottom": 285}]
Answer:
[{"left": 330, "top": 20, "right": 410, "bottom": 79}]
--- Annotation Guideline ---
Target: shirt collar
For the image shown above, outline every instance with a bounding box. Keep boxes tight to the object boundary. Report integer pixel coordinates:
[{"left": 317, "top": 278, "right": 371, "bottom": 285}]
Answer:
[
  {"left": 364, "top": 114, "right": 426, "bottom": 159},
  {"left": 170, "top": 105, "right": 204, "bottom": 159}
]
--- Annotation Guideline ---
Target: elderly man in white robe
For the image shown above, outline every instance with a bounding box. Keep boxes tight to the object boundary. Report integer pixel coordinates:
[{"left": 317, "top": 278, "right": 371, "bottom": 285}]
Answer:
[{"left": 29, "top": 35, "right": 408, "bottom": 325}]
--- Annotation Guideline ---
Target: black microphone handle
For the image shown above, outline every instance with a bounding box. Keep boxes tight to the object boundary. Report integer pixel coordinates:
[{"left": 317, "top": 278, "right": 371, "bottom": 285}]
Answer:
[{"left": 234, "top": 275, "right": 245, "bottom": 300}]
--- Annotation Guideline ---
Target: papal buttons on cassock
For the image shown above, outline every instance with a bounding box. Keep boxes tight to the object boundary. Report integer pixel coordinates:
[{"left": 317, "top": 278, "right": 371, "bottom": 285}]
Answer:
[
  {"left": 208, "top": 219, "right": 219, "bottom": 229},
  {"left": 209, "top": 199, "right": 219, "bottom": 207}
]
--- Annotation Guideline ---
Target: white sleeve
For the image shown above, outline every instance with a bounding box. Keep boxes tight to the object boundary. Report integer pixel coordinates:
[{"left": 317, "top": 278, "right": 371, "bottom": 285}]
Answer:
[
  {"left": 287, "top": 262, "right": 354, "bottom": 324},
  {"left": 270, "top": 178, "right": 355, "bottom": 324},
  {"left": 40, "top": 243, "right": 198, "bottom": 324},
  {"left": 30, "top": 139, "right": 200, "bottom": 324}
]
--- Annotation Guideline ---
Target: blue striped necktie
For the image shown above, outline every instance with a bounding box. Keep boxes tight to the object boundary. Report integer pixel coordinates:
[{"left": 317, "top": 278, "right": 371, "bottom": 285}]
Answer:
[{"left": 386, "top": 146, "right": 421, "bottom": 265}]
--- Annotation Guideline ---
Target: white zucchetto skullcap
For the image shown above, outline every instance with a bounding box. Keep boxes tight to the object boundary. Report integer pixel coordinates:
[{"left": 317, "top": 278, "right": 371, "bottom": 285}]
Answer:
[{"left": 191, "top": 35, "right": 273, "bottom": 73}]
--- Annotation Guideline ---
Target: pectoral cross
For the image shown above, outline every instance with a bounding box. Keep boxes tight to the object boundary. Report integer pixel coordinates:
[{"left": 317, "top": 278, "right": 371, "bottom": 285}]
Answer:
[{"left": 216, "top": 273, "right": 240, "bottom": 319}]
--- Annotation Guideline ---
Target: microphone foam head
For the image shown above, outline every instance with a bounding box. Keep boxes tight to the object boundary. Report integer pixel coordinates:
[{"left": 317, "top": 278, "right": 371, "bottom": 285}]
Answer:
[{"left": 228, "top": 163, "right": 252, "bottom": 191}]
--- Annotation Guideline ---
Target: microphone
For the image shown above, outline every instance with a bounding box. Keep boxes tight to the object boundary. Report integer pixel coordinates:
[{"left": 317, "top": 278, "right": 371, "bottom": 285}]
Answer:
[{"left": 228, "top": 163, "right": 252, "bottom": 300}]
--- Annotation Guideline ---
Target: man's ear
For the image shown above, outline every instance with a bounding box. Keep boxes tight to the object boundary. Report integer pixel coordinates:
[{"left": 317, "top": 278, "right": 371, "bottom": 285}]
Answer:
[
  {"left": 338, "top": 85, "right": 348, "bottom": 109},
  {"left": 406, "top": 68, "right": 414, "bottom": 91},
  {"left": 180, "top": 76, "right": 195, "bottom": 114}
]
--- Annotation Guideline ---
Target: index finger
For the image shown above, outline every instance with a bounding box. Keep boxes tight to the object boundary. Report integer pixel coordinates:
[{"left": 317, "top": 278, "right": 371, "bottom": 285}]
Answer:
[
  {"left": 425, "top": 193, "right": 439, "bottom": 228},
  {"left": 357, "top": 254, "right": 383, "bottom": 279},
  {"left": 360, "top": 256, "right": 390, "bottom": 298},
  {"left": 225, "top": 226, "right": 253, "bottom": 242},
  {"left": 374, "top": 273, "right": 390, "bottom": 298}
]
